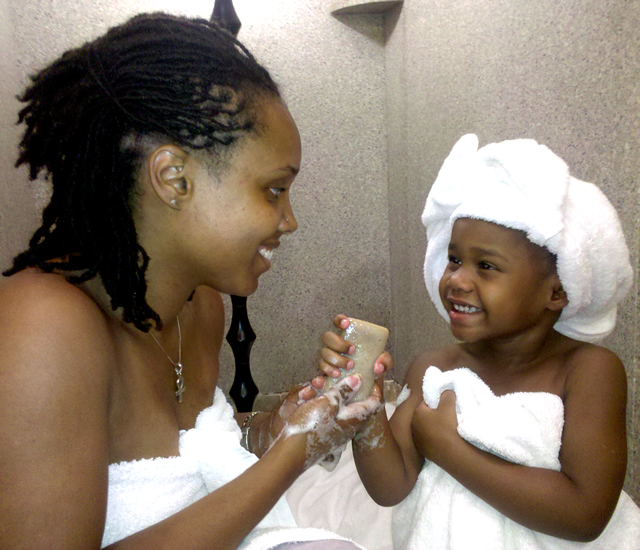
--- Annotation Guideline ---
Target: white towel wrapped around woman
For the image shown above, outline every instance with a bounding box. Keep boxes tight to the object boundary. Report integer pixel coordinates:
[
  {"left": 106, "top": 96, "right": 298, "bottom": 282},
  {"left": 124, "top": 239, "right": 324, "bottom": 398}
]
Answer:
[
  {"left": 391, "top": 367, "right": 640, "bottom": 549},
  {"left": 102, "top": 387, "right": 365, "bottom": 549}
]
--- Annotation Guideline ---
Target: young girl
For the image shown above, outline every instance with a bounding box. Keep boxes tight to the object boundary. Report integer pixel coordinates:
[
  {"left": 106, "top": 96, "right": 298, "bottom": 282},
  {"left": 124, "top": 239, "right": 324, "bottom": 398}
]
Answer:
[
  {"left": 343, "top": 134, "right": 640, "bottom": 548},
  {"left": 0, "top": 13, "right": 391, "bottom": 550}
]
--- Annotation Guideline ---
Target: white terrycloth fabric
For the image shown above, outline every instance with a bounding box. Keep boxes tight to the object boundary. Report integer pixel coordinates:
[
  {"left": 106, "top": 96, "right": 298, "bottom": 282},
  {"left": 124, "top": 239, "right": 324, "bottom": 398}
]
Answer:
[
  {"left": 102, "top": 387, "right": 364, "bottom": 549},
  {"left": 392, "top": 366, "right": 640, "bottom": 549},
  {"left": 422, "top": 134, "right": 633, "bottom": 343}
]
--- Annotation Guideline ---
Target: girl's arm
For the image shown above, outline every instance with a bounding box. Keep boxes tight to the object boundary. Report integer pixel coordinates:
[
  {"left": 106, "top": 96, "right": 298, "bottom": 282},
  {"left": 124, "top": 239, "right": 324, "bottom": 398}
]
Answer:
[
  {"left": 316, "top": 314, "right": 420, "bottom": 506},
  {"left": 412, "top": 346, "right": 628, "bottom": 542},
  {"left": 351, "top": 355, "right": 428, "bottom": 506}
]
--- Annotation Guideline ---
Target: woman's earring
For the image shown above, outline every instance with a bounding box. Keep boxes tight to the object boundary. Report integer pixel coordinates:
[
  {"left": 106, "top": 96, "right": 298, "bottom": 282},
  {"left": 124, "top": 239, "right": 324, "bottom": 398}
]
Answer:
[{"left": 171, "top": 198, "right": 178, "bottom": 207}]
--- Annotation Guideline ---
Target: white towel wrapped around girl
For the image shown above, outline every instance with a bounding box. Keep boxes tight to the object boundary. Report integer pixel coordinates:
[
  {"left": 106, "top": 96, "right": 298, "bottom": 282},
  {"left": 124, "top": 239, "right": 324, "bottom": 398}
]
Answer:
[
  {"left": 389, "top": 134, "right": 640, "bottom": 549},
  {"left": 392, "top": 366, "right": 640, "bottom": 549}
]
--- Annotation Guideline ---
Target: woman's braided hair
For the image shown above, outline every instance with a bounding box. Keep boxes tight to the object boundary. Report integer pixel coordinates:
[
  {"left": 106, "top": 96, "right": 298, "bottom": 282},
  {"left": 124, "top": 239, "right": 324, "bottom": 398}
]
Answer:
[{"left": 4, "top": 12, "right": 280, "bottom": 331}]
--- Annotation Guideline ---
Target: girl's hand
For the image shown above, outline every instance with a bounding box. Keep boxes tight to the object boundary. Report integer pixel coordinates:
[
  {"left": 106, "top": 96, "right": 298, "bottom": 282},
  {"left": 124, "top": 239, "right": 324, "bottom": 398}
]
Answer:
[
  {"left": 314, "top": 314, "right": 393, "bottom": 387},
  {"left": 411, "top": 390, "right": 459, "bottom": 463},
  {"left": 277, "top": 375, "right": 383, "bottom": 469}
]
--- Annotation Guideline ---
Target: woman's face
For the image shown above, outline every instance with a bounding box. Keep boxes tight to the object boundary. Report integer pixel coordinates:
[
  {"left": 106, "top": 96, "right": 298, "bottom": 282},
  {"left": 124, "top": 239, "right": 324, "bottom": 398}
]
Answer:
[{"left": 185, "top": 98, "right": 301, "bottom": 296}]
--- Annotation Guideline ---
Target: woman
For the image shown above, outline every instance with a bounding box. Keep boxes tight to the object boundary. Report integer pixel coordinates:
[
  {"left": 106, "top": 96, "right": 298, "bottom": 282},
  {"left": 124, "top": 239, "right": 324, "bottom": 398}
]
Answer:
[{"left": 0, "top": 13, "right": 390, "bottom": 549}]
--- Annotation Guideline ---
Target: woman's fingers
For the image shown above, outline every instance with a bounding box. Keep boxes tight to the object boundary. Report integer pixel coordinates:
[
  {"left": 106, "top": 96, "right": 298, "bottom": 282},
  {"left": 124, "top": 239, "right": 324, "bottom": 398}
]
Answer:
[{"left": 310, "top": 376, "right": 326, "bottom": 390}]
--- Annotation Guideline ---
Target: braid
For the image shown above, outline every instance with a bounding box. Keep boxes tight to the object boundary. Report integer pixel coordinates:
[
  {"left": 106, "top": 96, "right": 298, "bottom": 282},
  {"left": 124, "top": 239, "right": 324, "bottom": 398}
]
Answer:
[{"left": 4, "top": 13, "right": 280, "bottom": 331}]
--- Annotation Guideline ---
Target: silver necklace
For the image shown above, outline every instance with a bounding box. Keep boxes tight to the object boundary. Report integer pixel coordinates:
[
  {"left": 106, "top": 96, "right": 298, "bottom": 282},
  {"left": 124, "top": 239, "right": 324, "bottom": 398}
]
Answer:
[{"left": 149, "top": 316, "right": 185, "bottom": 403}]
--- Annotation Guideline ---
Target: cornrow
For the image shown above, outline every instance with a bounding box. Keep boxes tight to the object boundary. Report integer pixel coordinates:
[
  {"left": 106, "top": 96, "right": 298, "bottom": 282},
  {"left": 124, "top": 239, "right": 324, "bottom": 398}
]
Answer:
[{"left": 4, "top": 12, "right": 280, "bottom": 331}]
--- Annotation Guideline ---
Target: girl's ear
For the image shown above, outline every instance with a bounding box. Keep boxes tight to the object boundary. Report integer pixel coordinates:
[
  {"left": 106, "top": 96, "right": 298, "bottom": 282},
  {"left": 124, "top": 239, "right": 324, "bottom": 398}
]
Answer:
[
  {"left": 548, "top": 275, "right": 569, "bottom": 311},
  {"left": 148, "top": 145, "right": 192, "bottom": 209}
]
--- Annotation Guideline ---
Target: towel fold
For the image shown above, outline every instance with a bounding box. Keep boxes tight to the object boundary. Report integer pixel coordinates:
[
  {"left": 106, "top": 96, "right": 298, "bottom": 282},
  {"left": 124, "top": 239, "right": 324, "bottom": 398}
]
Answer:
[
  {"left": 422, "top": 134, "right": 633, "bottom": 343},
  {"left": 391, "top": 366, "right": 640, "bottom": 549}
]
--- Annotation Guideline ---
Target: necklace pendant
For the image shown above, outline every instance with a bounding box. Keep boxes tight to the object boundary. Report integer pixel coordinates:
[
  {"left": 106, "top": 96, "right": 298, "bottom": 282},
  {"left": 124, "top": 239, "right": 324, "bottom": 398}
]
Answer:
[
  {"left": 175, "top": 362, "right": 185, "bottom": 403},
  {"left": 175, "top": 384, "right": 185, "bottom": 403}
]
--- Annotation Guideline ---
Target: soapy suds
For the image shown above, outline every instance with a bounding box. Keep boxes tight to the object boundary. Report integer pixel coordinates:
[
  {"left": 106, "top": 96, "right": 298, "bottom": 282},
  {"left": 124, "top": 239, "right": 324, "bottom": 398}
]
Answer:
[
  {"left": 353, "top": 408, "right": 387, "bottom": 450},
  {"left": 272, "top": 377, "right": 381, "bottom": 470}
]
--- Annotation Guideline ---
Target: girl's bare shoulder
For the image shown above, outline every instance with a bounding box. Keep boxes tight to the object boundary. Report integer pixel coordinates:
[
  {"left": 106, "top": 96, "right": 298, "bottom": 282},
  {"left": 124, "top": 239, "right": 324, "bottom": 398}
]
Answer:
[
  {"left": 404, "top": 344, "right": 465, "bottom": 390},
  {"left": 563, "top": 341, "right": 627, "bottom": 396}
]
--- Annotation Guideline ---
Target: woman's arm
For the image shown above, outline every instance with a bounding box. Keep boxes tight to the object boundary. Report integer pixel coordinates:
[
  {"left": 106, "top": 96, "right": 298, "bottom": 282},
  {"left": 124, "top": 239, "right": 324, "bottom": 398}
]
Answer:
[
  {"left": 0, "top": 278, "right": 381, "bottom": 550},
  {"left": 0, "top": 275, "right": 113, "bottom": 549},
  {"left": 412, "top": 346, "right": 628, "bottom": 542}
]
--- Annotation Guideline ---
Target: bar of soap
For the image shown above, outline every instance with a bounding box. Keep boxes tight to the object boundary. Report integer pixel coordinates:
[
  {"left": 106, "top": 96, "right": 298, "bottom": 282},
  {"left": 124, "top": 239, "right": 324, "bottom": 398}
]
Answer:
[{"left": 323, "top": 318, "right": 389, "bottom": 403}]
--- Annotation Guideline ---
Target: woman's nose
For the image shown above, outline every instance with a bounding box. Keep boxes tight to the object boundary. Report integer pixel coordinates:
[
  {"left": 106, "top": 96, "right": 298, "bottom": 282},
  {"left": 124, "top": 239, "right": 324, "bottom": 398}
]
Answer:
[{"left": 279, "top": 202, "right": 298, "bottom": 234}]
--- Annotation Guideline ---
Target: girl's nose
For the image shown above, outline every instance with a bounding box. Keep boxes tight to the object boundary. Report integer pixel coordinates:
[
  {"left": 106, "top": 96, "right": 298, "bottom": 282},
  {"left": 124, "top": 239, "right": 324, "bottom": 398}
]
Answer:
[{"left": 447, "top": 267, "right": 473, "bottom": 292}]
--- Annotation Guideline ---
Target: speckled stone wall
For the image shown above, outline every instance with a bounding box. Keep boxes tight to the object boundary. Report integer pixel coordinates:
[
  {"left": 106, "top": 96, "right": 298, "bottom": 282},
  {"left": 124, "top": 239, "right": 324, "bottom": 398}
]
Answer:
[
  {"left": 0, "top": 0, "right": 392, "bottom": 394},
  {"left": 385, "top": 0, "right": 639, "bottom": 504},
  {"left": 219, "top": 2, "right": 392, "bottom": 396}
]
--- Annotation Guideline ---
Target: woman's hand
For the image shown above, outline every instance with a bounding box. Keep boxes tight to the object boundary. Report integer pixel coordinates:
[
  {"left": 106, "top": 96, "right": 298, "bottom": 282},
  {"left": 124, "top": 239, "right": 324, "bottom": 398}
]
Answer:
[
  {"left": 410, "top": 390, "right": 460, "bottom": 464},
  {"left": 315, "top": 314, "right": 393, "bottom": 387},
  {"left": 274, "top": 374, "right": 383, "bottom": 469}
]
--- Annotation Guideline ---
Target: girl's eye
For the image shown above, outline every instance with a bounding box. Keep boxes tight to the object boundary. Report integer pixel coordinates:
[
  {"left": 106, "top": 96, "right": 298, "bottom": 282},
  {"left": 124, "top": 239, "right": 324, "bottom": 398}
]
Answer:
[
  {"left": 478, "top": 261, "right": 496, "bottom": 270},
  {"left": 448, "top": 255, "right": 461, "bottom": 265}
]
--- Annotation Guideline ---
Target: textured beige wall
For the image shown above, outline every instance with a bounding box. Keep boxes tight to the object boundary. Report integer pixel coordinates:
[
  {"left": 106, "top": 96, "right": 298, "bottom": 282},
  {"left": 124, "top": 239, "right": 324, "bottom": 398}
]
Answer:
[
  {"left": 219, "top": 2, "right": 392, "bottom": 395},
  {"left": 385, "top": 0, "right": 639, "bottom": 504},
  {"left": 0, "top": 0, "right": 393, "bottom": 394}
]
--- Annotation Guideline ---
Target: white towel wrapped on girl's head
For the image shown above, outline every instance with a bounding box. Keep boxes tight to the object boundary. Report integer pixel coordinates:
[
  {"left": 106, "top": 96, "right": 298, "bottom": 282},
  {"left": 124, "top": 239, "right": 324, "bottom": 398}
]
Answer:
[{"left": 422, "top": 134, "right": 633, "bottom": 343}]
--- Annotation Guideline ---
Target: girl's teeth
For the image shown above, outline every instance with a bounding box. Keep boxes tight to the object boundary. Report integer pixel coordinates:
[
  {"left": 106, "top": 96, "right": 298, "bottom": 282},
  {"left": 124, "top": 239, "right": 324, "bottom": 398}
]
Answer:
[
  {"left": 453, "top": 304, "right": 481, "bottom": 314},
  {"left": 259, "top": 248, "right": 274, "bottom": 261}
]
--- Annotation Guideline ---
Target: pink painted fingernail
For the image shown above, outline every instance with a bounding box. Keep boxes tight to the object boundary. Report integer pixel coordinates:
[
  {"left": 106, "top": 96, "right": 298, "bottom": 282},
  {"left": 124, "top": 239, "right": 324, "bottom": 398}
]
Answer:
[{"left": 346, "top": 360, "right": 354, "bottom": 370}]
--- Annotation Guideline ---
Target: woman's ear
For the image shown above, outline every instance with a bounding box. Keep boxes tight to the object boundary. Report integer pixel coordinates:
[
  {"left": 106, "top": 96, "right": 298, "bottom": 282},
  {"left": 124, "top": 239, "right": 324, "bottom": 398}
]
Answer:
[
  {"left": 547, "top": 275, "right": 569, "bottom": 311},
  {"left": 148, "top": 145, "right": 192, "bottom": 209}
]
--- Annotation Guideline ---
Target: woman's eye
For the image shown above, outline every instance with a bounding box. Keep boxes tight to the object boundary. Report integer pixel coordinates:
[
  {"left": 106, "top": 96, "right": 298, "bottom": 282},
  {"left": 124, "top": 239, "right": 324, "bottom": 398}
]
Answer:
[{"left": 269, "top": 187, "right": 283, "bottom": 198}]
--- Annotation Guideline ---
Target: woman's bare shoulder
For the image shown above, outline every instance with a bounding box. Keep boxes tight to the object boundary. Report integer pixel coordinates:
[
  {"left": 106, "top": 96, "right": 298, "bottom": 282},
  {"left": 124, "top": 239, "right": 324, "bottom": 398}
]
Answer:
[
  {"left": 0, "top": 270, "right": 115, "bottom": 393},
  {"left": 0, "top": 269, "right": 109, "bottom": 321}
]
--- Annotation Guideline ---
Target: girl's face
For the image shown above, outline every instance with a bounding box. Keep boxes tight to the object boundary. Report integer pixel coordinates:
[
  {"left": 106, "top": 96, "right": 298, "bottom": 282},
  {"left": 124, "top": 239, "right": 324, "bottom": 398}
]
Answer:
[
  {"left": 438, "top": 218, "right": 559, "bottom": 344},
  {"left": 184, "top": 98, "right": 301, "bottom": 296}
]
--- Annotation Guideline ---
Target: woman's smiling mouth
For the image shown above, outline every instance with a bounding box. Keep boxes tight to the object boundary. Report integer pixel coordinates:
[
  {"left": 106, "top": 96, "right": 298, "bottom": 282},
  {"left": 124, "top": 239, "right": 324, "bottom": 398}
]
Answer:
[
  {"left": 258, "top": 246, "right": 274, "bottom": 262},
  {"left": 451, "top": 303, "right": 482, "bottom": 314}
]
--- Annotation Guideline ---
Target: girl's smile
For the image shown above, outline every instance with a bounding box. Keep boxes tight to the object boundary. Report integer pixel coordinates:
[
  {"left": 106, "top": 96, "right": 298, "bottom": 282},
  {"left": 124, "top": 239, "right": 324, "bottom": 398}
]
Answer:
[{"left": 439, "top": 218, "right": 562, "bottom": 344}]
